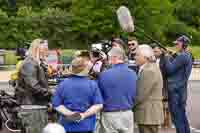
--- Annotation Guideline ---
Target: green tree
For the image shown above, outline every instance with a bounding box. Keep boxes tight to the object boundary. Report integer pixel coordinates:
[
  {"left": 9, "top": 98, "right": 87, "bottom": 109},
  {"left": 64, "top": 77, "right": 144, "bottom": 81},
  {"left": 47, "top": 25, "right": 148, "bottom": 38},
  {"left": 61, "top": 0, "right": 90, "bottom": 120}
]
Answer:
[{"left": 0, "top": 0, "right": 200, "bottom": 49}]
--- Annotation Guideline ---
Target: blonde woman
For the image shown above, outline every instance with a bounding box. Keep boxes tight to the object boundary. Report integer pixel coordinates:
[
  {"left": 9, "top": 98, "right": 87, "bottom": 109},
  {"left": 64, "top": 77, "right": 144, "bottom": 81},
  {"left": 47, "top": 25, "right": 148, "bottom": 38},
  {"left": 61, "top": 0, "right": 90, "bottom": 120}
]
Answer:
[{"left": 16, "top": 38, "right": 51, "bottom": 105}]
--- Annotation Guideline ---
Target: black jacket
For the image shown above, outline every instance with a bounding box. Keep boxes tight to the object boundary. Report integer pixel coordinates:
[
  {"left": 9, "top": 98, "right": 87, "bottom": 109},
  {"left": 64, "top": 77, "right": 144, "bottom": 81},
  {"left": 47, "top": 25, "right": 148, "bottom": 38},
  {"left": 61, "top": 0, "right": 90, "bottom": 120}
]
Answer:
[{"left": 16, "top": 57, "right": 49, "bottom": 105}]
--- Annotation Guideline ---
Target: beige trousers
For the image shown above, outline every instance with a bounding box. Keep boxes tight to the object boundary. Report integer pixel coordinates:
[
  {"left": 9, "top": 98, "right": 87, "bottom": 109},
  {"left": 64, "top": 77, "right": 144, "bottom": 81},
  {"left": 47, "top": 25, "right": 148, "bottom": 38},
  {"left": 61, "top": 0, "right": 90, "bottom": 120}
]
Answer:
[{"left": 99, "top": 110, "right": 134, "bottom": 133}]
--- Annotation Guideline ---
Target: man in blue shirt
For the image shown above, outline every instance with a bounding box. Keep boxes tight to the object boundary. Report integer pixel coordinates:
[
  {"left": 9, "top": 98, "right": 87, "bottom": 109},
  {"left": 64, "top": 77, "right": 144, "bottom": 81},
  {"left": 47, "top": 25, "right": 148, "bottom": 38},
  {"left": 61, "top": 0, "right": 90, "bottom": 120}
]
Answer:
[
  {"left": 98, "top": 47, "right": 137, "bottom": 133},
  {"left": 163, "top": 35, "right": 193, "bottom": 133},
  {"left": 52, "top": 57, "right": 103, "bottom": 133}
]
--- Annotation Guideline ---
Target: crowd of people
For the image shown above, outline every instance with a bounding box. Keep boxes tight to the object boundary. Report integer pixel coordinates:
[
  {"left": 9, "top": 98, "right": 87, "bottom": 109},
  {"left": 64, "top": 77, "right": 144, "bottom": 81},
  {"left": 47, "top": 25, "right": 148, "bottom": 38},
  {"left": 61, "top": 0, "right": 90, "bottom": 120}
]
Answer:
[{"left": 11, "top": 35, "right": 193, "bottom": 133}]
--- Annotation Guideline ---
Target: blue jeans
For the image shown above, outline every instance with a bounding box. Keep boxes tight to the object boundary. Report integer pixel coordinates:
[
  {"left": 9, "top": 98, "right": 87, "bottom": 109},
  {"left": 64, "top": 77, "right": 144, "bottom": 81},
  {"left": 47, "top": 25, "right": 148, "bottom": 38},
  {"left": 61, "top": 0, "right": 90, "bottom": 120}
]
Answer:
[{"left": 168, "top": 91, "right": 190, "bottom": 133}]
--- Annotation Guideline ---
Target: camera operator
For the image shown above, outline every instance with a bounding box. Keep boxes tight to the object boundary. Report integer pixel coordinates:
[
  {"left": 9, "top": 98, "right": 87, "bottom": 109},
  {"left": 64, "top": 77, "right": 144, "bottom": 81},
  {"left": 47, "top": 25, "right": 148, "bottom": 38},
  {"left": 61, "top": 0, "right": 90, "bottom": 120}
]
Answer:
[
  {"left": 88, "top": 38, "right": 128, "bottom": 79},
  {"left": 162, "top": 35, "right": 193, "bottom": 133},
  {"left": 16, "top": 38, "right": 51, "bottom": 105},
  {"left": 88, "top": 40, "right": 113, "bottom": 79},
  {"left": 89, "top": 50, "right": 106, "bottom": 76}
]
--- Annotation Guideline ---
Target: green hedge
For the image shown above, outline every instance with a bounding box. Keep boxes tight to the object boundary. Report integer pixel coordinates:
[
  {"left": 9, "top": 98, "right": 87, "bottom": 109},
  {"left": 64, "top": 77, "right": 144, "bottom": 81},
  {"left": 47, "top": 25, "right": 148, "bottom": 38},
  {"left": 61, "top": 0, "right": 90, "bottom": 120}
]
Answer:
[
  {"left": 189, "top": 46, "right": 200, "bottom": 59},
  {"left": 0, "top": 1, "right": 200, "bottom": 50},
  {"left": 0, "top": 8, "right": 90, "bottom": 49}
]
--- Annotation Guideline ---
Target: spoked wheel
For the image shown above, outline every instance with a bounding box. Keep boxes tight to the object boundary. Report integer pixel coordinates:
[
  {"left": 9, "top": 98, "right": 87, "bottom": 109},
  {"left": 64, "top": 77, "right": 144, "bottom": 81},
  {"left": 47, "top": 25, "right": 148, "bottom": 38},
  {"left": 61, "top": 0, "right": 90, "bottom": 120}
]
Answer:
[{"left": 5, "top": 119, "right": 22, "bottom": 133}]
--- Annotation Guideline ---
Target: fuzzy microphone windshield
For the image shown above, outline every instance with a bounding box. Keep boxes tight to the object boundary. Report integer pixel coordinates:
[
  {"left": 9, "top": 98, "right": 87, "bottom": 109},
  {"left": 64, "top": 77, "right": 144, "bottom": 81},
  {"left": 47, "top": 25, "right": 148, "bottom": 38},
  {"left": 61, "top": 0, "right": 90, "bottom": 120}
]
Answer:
[{"left": 117, "top": 6, "right": 134, "bottom": 32}]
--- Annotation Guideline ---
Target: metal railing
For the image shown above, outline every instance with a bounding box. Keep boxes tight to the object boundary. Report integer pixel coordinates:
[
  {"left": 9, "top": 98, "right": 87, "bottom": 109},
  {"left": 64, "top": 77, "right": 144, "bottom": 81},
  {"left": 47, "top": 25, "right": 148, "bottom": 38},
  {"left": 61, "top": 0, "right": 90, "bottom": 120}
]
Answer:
[
  {"left": 0, "top": 65, "right": 15, "bottom": 71},
  {"left": 0, "top": 59, "right": 199, "bottom": 72},
  {"left": 193, "top": 59, "right": 200, "bottom": 68}
]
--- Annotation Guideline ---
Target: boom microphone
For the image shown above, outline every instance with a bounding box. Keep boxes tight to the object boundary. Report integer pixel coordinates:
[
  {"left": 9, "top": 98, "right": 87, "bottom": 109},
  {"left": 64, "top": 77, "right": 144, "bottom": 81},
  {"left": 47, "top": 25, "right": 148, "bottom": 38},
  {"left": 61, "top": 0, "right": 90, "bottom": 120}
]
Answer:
[
  {"left": 116, "top": 6, "right": 134, "bottom": 32},
  {"left": 116, "top": 6, "right": 172, "bottom": 53}
]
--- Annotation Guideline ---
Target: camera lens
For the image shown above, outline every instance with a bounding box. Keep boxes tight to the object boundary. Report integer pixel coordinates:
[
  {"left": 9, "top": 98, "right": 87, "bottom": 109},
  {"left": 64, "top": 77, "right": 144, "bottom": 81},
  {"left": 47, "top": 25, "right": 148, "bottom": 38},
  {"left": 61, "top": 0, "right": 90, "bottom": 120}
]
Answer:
[{"left": 92, "top": 51, "right": 100, "bottom": 58}]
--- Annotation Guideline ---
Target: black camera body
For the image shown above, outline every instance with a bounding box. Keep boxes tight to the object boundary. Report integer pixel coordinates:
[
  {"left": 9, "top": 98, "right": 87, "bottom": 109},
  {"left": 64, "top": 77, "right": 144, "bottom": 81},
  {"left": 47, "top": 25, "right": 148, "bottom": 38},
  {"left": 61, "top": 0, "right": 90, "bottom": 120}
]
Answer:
[{"left": 90, "top": 40, "right": 112, "bottom": 59}]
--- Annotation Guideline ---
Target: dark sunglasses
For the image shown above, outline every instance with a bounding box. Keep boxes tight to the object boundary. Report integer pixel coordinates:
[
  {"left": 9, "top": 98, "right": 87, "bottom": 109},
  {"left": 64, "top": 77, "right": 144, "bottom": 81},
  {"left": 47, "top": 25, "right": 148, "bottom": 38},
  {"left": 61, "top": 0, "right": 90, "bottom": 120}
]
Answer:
[
  {"left": 40, "top": 40, "right": 45, "bottom": 44},
  {"left": 128, "top": 43, "right": 136, "bottom": 46}
]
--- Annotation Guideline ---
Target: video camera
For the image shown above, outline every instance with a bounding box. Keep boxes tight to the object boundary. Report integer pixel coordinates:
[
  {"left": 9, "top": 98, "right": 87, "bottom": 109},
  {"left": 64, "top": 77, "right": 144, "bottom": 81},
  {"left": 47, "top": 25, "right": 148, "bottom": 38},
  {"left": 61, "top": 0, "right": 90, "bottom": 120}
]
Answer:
[{"left": 90, "top": 40, "right": 113, "bottom": 60}]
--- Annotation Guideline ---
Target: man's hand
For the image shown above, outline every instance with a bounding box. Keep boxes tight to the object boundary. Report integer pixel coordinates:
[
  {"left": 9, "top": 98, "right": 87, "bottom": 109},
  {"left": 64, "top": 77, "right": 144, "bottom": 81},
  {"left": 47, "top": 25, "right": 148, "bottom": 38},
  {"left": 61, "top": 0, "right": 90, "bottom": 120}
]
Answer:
[
  {"left": 65, "top": 112, "right": 82, "bottom": 122},
  {"left": 79, "top": 113, "right": 86, "bottom": 121},
  {"left": 64, "top": 112, "right": 87, "bottom": 122}
]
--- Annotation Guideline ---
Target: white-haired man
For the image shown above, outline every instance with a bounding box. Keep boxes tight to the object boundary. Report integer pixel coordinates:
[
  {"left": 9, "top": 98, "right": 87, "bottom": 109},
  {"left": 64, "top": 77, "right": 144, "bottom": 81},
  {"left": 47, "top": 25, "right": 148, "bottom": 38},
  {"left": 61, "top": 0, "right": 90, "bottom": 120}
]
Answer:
[{"left": 134, "top": 45, "right": 164, "bottom": 133}]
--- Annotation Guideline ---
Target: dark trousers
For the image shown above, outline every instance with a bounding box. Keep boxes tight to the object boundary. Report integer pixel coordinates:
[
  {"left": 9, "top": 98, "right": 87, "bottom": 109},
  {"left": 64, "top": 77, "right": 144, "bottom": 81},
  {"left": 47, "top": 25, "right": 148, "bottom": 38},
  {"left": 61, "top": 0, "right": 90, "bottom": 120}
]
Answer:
[
  {"left": 168, "top": 91, "right": 190, "bottom": 133},
  {"left": 67, "top": 131, "right": 93, "bottom": 133},
  {"left": 138, "top": 125, "right": 159, "bottom": 133}
]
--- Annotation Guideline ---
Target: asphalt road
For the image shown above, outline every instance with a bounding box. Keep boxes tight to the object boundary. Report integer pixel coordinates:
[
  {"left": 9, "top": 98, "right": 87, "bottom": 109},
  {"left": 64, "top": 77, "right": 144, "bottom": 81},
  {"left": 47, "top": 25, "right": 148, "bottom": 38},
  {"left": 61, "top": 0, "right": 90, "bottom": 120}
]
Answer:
[
  {"left": 0, "top": 80, "right": 199, "bottom": 133},
  {"left": 187, "top": 80, "right": 200, "bottom": 132}
]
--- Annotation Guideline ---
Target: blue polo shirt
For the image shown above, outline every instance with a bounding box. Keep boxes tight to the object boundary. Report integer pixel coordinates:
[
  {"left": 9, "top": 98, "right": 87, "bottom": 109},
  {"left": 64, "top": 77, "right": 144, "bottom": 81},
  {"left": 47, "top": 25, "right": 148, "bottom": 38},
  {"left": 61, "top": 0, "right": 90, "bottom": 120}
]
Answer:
[
  {"left": 52, "top": 75, "right": 103, "bottom": 132},
  {"left": 98, "top": 63, "right": 137, "bottom": 112}
]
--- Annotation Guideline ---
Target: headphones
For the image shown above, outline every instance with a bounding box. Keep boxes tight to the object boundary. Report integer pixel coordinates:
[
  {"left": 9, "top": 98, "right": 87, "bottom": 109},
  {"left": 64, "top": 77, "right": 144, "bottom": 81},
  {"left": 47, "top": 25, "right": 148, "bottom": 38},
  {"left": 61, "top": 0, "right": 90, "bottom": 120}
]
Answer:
[{"left": 177, "top": 35, "right": 190, "bottom": 49}]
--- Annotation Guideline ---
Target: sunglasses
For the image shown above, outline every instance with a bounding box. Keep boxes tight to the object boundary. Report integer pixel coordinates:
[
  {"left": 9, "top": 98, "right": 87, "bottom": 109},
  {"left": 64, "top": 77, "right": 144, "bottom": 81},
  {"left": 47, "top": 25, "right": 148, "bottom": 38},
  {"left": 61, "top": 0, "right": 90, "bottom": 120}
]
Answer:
[{"left": 128, "top": 43, "right": 136, "bottom": 46}]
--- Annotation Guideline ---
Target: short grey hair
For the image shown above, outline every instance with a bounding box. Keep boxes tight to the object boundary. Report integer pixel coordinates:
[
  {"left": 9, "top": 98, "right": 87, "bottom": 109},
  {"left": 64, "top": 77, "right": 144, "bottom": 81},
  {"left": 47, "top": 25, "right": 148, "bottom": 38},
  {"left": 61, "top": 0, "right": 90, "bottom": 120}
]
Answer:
[
  {"left": 108, "top": 47, "right": 126, "bottom": 61},
  {"left": 137, "top": 44, "right": 156, "bottom": 62},
  {"left": 42, "top": 123, "right": 65, "bottom": 133}
]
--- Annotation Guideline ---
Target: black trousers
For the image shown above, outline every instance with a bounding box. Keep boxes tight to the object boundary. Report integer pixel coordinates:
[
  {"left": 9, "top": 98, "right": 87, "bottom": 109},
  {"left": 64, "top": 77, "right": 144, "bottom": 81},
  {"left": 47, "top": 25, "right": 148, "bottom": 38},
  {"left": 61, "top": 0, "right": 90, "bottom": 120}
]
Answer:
[{"left": 67, "top": 131, "right": 92, "bottom": 133}]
